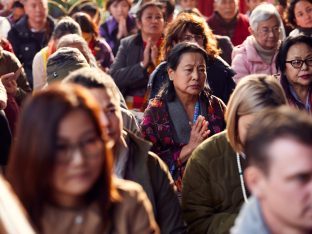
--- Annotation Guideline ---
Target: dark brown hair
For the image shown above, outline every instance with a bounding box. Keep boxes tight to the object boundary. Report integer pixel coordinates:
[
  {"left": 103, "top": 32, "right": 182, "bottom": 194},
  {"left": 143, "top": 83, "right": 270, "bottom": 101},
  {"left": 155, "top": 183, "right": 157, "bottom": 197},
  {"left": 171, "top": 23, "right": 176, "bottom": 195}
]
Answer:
[
  {"left": 287, "top": 0, "right": 312, "bottom": 27},
  {"left": 160, "top": 12, "right": 220, "bottom": 61},
  {"left": 6, "top": 83, "right": 118, "bottom": 232},
  {"left": 71, "top": 12, "right": 99, "bottom": 37},
  {"left": 106, "top": 0, "right": 132, "bottom": 10},
  {"left": 136, "top": 1, "right": 165, "bottom": 21}
]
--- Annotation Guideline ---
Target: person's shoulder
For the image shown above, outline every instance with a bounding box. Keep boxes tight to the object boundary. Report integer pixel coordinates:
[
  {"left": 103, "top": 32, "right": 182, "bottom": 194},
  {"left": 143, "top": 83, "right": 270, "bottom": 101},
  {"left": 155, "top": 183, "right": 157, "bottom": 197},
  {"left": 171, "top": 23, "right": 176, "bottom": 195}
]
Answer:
[
  {"left": 237, "top": 13, "right": 250, "bottom": 28},
  {"left": 191, "top": 131, "right": 231, "bottom": 161},
  {"left": 113, "top": 177, "right": 148, "bottom": 203},
  {"left": 232, "top": 38, "right": 250, "bottom": 56},
  {"left": 11, "top": 15, "right": 28, "bottom": 31},
  {"left": 238, "top": 13, "right": 249, "bottom": 23},
  {"left": 120, "top": 33, "right": 139, "bottom": 44},
  {"left": 216, "top": 35, "right": 232, "bottom": 43},
  {"left": 208, "top": 56, "right": 235, "bottom": 76}
]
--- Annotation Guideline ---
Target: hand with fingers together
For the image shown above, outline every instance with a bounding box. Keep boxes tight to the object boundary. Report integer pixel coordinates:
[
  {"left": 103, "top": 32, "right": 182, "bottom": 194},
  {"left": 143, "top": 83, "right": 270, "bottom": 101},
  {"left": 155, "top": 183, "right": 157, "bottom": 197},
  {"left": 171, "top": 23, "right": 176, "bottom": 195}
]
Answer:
[
  {"left": 179, "top": 115, "right": 210, "bottom": 164},
  {"left": 1, "top": 73, "right": 18, "bottom": 96}
]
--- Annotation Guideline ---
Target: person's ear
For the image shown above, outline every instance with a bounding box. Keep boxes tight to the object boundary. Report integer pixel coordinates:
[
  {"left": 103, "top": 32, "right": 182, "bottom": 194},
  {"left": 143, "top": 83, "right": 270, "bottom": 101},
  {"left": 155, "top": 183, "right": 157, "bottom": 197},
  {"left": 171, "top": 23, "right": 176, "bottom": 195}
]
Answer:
[
  {"left": 245, "top": 166, "right": 267, "bottom": 198},
  {"left": 249, "top": 26, "right": 255, "bottom": 36},
  {"left": 136, "top": 20, "right": 142, "bottom": 30},
  {"left": 167, "top": 67, "right": 174, "bottom": 81}
]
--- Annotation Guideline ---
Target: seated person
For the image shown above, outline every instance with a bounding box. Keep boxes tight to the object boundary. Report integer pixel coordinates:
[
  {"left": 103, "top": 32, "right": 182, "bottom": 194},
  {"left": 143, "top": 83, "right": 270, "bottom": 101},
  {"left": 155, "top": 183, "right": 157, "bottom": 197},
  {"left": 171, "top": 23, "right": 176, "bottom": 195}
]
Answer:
[
  {"left": 99, "top": 0, "right": 137, "bottom": 55},
  {"left": 6, "top": 83, "right": 159, "bottom": 233},
  {"left": 207, "top": 0, "right": 250, "bottom": 46},
  {"left": 232, "top": 106, "right": 312, "bottom": 234},
  {"left": 142, "top": 43, "right": 226, "bottom": 193},
  {"left": 182, "top": 74, "right": 286, "bottom": 234},
  {"left": 231, "top": 3, "right": 284, "bottom": 83},
  {"left": 64, "top": 67, "right": 186, "bottom": 234}
]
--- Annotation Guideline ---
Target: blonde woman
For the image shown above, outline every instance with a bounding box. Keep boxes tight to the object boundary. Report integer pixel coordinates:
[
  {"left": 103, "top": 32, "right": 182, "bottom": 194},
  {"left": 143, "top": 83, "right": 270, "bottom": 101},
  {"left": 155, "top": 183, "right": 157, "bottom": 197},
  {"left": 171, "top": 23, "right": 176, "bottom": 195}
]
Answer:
[{"left": 182, "top": 74, "right": 287, "bottom": 234}]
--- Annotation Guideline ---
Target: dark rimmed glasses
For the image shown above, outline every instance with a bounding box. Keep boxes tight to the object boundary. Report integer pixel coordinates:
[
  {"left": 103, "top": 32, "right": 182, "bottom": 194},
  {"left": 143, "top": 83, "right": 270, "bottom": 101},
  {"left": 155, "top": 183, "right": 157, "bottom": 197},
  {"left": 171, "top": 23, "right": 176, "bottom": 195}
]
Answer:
[
  {"left": 56, "top": 135, "right": 104, "bottom": 164},
  {"left": 285, "top": 57, "right": 312, "bottom": 69}
]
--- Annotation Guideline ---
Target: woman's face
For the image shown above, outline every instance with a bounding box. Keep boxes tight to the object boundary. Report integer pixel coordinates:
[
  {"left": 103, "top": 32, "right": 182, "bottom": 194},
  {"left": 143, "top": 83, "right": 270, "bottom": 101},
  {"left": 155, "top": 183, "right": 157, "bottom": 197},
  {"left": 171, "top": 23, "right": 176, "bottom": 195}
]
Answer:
[
  {"left": 138, "top": 6, "right": 165, "bottom": 37},
  {"left": 285, "top": 42, "right": 312, "bottom": 88},
  {"left": 168, "top": 52, "right": 207, "bottom": 99},
  {"left": 109, "top": 0, "right": 129, "bottom": 22},
  {"left": 180, "top": 30, "right": 205, "bottom": 48},
  {"left": 180, "top": 0, "right": 197, "bottom": 10},
  {"left": 214, "top": 0, "right": 238, "bottom": 22},
  {"left": 294, "top": 0, "right": 312, "bottom": 28},
  {"left": 52, "top": 109, "right": 104, "bottom": 207},
  {"left": 253, "top": 16, "right": 280, "bottom": 50},
  {"left": 238, "top": 114, "right": 255, "bottom": 147}
]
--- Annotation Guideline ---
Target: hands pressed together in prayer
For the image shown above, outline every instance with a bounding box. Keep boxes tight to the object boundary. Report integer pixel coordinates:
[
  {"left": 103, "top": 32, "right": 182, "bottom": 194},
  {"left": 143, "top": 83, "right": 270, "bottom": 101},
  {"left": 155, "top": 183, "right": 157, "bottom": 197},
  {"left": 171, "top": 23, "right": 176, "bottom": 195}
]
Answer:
[
  {"left": 179, "top": 115, "right": 210, "bottom": 164},
  {"left": 142, "top": 37, "right": 159, "bottom": 68}
]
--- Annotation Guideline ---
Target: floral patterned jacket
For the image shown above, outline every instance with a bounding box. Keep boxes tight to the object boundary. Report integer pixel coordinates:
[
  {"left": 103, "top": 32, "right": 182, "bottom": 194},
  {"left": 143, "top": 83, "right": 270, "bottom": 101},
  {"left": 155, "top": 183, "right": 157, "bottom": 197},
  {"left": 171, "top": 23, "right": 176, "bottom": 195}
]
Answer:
[{"left": 141, "top": 94, "right": 226, "bottom": 191}]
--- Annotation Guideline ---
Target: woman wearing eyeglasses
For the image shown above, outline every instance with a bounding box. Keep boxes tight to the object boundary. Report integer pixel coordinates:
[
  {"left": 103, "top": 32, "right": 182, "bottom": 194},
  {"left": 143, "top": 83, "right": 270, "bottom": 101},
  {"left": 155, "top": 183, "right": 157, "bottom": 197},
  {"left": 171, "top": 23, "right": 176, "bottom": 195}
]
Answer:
[
  {"left": 276, "top": 35, "right": 312, "bottom": 113},
  {"left": 6, "top": 83, "right": 159, "bottom": 234},
  {"left": 231, "top": 3, "right": 285, "bottom": 83}
]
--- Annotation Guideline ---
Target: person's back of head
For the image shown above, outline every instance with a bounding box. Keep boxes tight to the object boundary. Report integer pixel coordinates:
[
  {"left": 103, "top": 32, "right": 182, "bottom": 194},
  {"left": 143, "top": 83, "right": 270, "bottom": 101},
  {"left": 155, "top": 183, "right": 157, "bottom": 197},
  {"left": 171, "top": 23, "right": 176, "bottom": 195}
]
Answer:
[
  {"left": 52, "top": 16, "right": 82, "bottom": 40},
  {"left": 246, "top": 106, "right": 312, "bottom": 172},
  {"left": 57, "top": 33, "right": 97, "bottom": 67},
  {"left": 225, "top": 74, "right": 287, "bottom": 152},
  {"left": 243, "top": 106, "right": 312, "bottom": 233},
  {"left": 62, "top": 67, "right": 121, "bottom": 104},
  {"left": 46, "top": 47, "right": 89, "bottom": 83}
]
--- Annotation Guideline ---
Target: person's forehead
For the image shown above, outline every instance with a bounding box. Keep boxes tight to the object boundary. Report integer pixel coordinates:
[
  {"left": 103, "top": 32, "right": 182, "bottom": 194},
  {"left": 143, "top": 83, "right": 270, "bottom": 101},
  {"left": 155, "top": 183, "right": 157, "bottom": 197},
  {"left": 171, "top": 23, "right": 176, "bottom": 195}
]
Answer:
[
  {"left": 24, "top": 0, "right": 47, "bottom": 6},
  {"left": 89, "top": 88, "right": 119, "bottom": 108},
  {"left": 266, "top": 138, "right": 312, "bottom": 176}
]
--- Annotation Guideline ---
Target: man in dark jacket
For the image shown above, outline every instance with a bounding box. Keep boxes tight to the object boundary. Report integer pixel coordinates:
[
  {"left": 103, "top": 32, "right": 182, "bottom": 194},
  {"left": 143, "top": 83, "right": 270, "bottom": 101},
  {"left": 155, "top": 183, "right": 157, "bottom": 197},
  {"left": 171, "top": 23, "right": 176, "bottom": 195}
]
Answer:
[
  {"left": 232, "top": 107, "right": 312, "bottom": 234},
  {"left": 7, "top": 0, "right": 54, "bottom": 89},
  {"left": 64, "top": 67, "right": 186, "bottom": 234}
]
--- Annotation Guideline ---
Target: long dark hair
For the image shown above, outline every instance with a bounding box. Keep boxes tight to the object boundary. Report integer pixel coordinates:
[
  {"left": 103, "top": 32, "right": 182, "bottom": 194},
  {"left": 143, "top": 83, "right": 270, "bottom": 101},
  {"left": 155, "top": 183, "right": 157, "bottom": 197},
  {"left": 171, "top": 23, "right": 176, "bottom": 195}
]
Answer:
[
  {"left": 276, "top": 35, "right": 312, "bottom": 109},
  {"left": 287, "top": 0, "right": 312, "bottom": 27},
  {"left": 6, "top": 83, "right": 119, "bottom": 232},
  {"left": 159, "top": 42, "right": 211, "bottom": 101}
]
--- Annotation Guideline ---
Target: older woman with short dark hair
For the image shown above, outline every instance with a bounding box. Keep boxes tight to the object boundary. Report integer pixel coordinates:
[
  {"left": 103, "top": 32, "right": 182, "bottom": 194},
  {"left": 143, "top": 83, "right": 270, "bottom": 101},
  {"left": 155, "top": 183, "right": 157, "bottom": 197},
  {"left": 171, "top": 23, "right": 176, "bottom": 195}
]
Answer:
[
  {"left": 141, "top": 42, "right": 226, "bottom": 193},
  {"left": 276, "top": 35, "right": 312, "bottom": 113}
]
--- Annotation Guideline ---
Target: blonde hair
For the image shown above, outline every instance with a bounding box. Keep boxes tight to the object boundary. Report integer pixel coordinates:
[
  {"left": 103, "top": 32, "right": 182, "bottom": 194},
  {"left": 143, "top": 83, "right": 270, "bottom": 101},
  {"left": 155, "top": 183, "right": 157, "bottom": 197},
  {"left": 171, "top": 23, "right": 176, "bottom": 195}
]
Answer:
[{"left": 225, "top": 74, "right": 287, "bottom": 152}]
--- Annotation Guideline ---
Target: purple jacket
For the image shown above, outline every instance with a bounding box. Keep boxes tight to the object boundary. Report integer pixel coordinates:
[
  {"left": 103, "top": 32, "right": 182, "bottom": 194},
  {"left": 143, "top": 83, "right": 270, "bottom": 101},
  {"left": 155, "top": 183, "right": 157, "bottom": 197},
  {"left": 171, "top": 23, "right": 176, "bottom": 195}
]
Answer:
[
  {"left": 99, "top": 14, "right": 137, "bottom": 55},
  {"left": 231, "top": 36, "right": 278, "bottom": 83}
]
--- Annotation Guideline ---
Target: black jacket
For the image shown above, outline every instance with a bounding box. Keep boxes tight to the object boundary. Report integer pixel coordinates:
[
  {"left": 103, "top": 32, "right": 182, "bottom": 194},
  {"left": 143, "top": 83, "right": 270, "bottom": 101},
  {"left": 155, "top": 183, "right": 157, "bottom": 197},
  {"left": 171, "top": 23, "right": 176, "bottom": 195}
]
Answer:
[
  {"left": 0, "top": 110, "right": 11, "bottom": 165},
  {"left": 148, "top": 57, "right": 236, "bottom": 104},
  {"left": 7, "top": 15, "right": 54, "bottom": 88}
]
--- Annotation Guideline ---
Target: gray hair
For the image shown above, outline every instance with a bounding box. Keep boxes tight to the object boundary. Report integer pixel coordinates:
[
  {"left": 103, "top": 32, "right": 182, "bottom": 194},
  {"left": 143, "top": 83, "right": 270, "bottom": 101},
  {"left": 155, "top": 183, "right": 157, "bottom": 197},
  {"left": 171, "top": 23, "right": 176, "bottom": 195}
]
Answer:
[
  {"left": 250, "top": 3, "right": 285, "bottom": 38},
  {"left": 56, "top": 34, "right": 97, "bottom": 68}
]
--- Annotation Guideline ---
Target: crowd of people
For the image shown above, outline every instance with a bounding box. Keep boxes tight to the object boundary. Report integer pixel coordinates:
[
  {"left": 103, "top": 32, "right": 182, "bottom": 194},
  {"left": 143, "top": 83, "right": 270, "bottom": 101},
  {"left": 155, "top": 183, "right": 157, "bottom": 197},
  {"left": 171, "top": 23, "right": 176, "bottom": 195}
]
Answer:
[{"left": 0, "top": 0, "right": 311, "bottom": 233}]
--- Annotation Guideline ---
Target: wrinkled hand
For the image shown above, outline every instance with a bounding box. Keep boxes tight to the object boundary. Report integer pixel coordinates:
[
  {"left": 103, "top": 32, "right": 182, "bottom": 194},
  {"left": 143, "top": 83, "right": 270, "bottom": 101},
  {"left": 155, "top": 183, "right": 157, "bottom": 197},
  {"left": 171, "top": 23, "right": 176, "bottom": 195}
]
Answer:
[
  {"left": 179, "top": 115, "right": 210, "bottom": 164},
  {"left": 189, "top": 115, "right": 210, "bottom": 148},
  {"left": 1, "top": 73, "right": 17, "bottom": 96}
]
